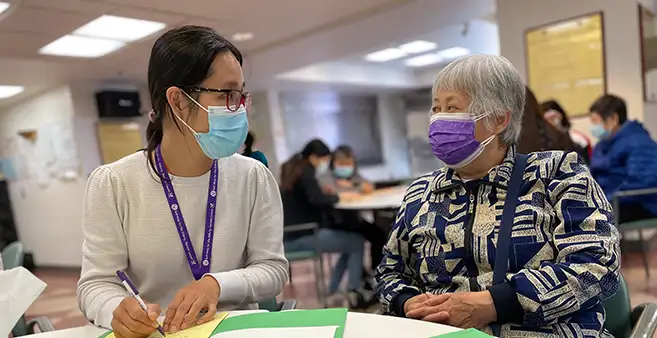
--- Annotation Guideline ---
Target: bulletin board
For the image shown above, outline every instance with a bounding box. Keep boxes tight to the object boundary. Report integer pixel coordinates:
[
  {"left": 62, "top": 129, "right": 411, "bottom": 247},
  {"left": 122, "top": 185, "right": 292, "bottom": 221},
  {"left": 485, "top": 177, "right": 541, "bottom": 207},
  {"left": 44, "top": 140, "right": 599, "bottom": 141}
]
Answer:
[
  {"left": 97, "top": 122, "right": 144, "bottom": 164},
  {"left": 525, "top": 12, "right": 606, "bottom": 117}
]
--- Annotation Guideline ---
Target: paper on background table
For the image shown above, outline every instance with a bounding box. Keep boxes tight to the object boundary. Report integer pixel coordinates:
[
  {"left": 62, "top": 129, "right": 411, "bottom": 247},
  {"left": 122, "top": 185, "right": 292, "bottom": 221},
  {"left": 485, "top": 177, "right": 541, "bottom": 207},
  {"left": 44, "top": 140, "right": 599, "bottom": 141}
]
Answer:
[
  {"left": 429, "top": 328, "right": 492, "bottom": 337},
  {"left": 213, "top": 325, "right": 338, "bottom": 338},
  {"left": 0, "top": 267, "right": 47, "bottom": 337},
  {"left": 212, "top": 308, "right": 348, "bottom": 338},
  {"left": 100, "top": 312, "right": 228, "bottom": 338}
]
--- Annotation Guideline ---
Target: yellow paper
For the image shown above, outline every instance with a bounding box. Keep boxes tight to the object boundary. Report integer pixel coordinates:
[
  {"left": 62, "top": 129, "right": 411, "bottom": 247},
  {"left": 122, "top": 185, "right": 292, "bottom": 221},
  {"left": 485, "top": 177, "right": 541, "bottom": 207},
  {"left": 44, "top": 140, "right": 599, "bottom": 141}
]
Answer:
[{"left": 104, "top": 312, "right": 228, "bottom": 338}]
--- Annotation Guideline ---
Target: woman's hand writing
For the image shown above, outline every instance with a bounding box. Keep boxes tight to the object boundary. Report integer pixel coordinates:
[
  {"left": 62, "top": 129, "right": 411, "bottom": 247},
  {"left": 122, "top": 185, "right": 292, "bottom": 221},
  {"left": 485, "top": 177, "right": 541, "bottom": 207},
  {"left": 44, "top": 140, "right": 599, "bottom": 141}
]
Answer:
[
  {"left": 164, "top": 276, "right": 220, "bottom": 333},
  {"left": 111, "top": 298, "right": 161, "bottom": 338}
]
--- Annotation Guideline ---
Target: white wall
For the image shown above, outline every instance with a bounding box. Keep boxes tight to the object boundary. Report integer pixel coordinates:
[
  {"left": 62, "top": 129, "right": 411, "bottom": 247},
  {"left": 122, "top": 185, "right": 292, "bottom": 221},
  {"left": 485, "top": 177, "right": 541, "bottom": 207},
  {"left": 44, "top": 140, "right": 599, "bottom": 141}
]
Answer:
[
  {"left": 497, "top": 0, "right": 657, "bottom": 240},
  {"left": 497, "top": 0, "right": 646, "bottom": 127},
  {"left": 0, "top": 83, "right": 149, "bottom": 267},
  {"left": 0, "top": 86, "right": 86, "bottom": 267}
]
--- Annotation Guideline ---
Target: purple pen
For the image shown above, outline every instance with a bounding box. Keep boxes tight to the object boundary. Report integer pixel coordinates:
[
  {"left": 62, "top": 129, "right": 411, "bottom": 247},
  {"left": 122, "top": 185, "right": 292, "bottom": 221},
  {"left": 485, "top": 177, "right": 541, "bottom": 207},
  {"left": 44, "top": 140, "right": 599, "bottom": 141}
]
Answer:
[{"left": 116, "top": 270, "right": 166, "bottom": 337}]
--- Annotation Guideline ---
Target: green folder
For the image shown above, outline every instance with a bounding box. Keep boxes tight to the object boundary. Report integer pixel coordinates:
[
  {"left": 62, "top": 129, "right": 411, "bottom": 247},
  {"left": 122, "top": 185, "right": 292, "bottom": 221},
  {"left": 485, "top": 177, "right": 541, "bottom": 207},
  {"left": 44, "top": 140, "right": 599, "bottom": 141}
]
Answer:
[
  {"left": 429, "top": 328, "right": 492, "bottom": 337},
  {"left": 212, "top": 308, "right": 348, "bottom": 338}
]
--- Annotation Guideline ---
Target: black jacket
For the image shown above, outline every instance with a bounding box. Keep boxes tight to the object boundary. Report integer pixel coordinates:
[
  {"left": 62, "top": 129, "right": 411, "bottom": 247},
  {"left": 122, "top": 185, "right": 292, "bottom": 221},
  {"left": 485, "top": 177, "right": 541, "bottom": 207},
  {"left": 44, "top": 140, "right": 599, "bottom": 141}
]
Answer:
[{"left": 282, "top": 163, "right": 338, "bottom": 241}]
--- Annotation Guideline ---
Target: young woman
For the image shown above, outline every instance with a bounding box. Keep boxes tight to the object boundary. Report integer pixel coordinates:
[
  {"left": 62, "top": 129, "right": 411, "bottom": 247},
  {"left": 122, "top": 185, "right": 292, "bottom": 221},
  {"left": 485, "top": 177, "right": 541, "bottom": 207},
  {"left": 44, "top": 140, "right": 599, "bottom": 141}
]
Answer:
[
  {"left": 541, "top": 99, "right": 592, "bottom": 163},
  {"left": 319, "top": 146, "right": 386, "bottom": 278},
  {"left": 280, "top": 140, "right": 373, "bottom": 309},
  {"left": 77, "top": 26, "right": 288, "bottom": 338},
  {"left": 242, "top": 131, "right": 268, "bottom": 167}
]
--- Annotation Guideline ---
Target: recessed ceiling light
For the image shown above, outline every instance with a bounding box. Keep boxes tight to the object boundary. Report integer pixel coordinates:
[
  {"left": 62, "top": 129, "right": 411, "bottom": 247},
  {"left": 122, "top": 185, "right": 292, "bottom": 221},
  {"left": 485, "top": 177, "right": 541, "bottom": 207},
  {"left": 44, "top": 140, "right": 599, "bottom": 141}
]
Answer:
[
  {"left": 405, "top": 53, "right": 444, "bottom": 67},
  {"left": 364, "top": 48, "right": 406, "bottom": 62},
  {"left": 0, "top": 2, "right": 9, "bottom": 15},
  {"left": 73, "top": 15, "right": 166, "bottom": 42},
  {"left": 436, "top": 47, "right": 471, "bottom": 59},
  {"left": 399, "top": 40, "right": 437, "bottom": 54},
  {"left": 232, "top": 32, "right": 254, "bottom": 42},
  {"left": 0, "top": 85, "right": 24, "bottom": 99},
  {"left": 39, "top": 35, "right": 125, "bottom": 58}
]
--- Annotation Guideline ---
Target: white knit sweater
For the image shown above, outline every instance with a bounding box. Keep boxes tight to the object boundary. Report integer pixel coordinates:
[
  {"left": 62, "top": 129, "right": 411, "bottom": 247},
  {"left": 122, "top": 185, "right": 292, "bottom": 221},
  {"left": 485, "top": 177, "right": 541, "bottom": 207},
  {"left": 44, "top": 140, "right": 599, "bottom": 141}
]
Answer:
[{"left": 76, "top": 151, "right": 288, "bottom": 329}]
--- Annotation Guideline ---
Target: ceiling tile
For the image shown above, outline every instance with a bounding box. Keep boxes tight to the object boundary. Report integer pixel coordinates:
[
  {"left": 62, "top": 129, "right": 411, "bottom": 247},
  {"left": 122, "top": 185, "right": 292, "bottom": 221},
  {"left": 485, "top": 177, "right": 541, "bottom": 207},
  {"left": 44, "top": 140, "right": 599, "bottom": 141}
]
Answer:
[
  {"left": 23, "top": 0, "right": 116, "bottom": 14},
  {"left": 109, "top": 7, "right": 188, "bottom": 26},
  {"left": 0, "top": 6, "right": 99, "bottom": 37},
  {"left": 0, "top": 31, "right": 54, "bottom": 57}
]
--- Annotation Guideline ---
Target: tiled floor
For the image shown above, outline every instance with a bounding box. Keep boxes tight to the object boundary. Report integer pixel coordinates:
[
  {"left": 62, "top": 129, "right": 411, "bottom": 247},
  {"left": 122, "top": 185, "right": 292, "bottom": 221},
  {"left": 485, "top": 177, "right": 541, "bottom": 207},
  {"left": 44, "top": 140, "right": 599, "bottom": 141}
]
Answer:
[{"left": 22, "top": 250, "right": 657, "bottom": 333}]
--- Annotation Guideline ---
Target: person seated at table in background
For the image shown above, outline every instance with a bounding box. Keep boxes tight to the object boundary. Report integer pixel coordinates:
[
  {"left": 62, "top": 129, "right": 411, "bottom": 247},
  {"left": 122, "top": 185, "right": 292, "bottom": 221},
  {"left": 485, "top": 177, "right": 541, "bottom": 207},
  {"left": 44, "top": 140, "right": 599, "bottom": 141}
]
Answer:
[
  {"left": 541, "top": 99, "right": 592, "bottom": 163},
  {"left": 516, "top": 87, "right": 574, "bottom": 154},
  {"left": 77, "top": 26, "right": 288, "bottom": 338},
  {"left": 319, "top": 145, "right": 387, "bottom": 289},
  {"left": 241, "top": 131, "right": 268, "bottom": 167},
  {"left": 376, "top": 54, "right": 620, "bottom": 337},
  {"left": 281, "top": 139, "right": 374, "bottom": 309},
  {"left": 589, "top": 94, "right": 657, "bottom": 223}
]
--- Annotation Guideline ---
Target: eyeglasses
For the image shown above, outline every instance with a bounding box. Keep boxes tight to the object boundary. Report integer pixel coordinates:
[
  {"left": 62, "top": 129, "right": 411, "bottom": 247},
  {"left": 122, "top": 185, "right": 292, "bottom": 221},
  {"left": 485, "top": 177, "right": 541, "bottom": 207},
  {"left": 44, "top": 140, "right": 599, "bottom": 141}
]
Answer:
[{"left": 185, "top": 87, "right": 252, "bottom": 112}]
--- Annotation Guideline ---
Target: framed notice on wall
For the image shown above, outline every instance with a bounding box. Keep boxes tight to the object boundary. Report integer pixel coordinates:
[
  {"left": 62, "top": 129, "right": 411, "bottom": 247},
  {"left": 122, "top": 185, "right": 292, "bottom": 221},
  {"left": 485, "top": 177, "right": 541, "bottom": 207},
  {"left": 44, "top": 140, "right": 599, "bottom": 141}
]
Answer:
[
  {"left": 525, "top": 12, "right": 606, "bottom": 117},
  {"left": 640, "top": 5, "right": 657, "bottom": 102},
  {"left": 97, "top": 122, "right": 144, "bottom": 164}
]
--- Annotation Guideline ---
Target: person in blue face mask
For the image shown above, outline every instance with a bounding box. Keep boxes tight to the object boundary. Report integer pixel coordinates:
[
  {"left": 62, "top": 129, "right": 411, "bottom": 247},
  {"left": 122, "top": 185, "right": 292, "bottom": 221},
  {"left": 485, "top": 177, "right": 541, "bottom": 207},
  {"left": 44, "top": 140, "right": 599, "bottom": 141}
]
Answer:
[
  {"left": 318, "top": 145, "right": 386, "bottom": 293},
  {"left": 589, "top": 94, "right": 657, "bottom": 224},
  {"left": 280, "top": 140, "right": 374, "bottom": 309},
  {"left": 77, "top": 26, "right": 288, "bottom": 338}
]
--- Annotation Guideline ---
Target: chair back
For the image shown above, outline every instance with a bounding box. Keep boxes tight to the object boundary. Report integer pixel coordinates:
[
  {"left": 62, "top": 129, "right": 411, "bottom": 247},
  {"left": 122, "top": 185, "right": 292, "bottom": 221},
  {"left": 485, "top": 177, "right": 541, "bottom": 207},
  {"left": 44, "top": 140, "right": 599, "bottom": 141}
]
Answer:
[
  {"left": 603, "top": 275, "right": 632, "bottom": 338},
  {"left": 1, "top": 241, "right": 24, "bottom": 269},
  {"left": 258, "top": 298, "right": 278, "bottom": 312}
]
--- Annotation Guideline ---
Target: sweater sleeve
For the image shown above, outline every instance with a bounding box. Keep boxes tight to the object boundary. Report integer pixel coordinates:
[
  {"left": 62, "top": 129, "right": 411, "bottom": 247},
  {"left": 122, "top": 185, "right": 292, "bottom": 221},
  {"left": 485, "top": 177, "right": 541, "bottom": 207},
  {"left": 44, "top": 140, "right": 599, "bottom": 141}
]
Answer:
[
  {"left": 210, "top": 163, "right": 289, "bottom": 304},
  {"left": 76, "top": 166, "right": 130, "bottom": 329},
  {"left": 508, "top": 152, "right": 620, "bottom": 328}
]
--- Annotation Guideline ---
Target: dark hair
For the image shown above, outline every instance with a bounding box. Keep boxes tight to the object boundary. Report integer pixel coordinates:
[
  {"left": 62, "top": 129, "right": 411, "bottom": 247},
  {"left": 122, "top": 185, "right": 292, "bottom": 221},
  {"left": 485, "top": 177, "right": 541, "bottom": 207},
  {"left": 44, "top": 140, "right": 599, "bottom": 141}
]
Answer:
[
  {"left": 145, "top": 25, "right": 243, "bottom": 175},
  {"left": 280, "top": 139, "right": 330, "bottom": 191},
  {"left": 540, "top": 99, "right": 571, "bottom": 129},
  {"left": 243, "top": 131, "right": 255, "bottom": 156},
  {"left": 330, "top": 145, "right": 354, "bottom": 169},
  {"left": 518, "top": 87, "right": 574, "bottom": 153},
  {"left": 589, "top": 94, "right": 627, "bottom": 124}
]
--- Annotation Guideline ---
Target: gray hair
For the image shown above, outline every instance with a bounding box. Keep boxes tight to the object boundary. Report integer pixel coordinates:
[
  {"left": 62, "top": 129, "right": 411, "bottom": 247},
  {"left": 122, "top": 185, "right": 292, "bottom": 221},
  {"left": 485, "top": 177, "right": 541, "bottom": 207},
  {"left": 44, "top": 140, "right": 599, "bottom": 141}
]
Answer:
[{"left": 432, "top": 54, "right": 526, "bottom": 145}]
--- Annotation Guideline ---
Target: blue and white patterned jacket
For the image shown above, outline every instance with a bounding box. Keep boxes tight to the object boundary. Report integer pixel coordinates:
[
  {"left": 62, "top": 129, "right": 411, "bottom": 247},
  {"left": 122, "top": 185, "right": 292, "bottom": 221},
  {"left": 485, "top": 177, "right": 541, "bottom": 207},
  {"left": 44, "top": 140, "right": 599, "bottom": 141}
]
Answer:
[{"left": 376, "top": 147, "right": 620, "bottom": 337}]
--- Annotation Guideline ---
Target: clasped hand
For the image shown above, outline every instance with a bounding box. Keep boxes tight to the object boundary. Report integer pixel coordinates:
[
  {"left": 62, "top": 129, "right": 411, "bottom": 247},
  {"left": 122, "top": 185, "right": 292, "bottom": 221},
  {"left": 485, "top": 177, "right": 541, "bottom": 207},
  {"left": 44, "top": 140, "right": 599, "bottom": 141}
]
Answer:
[
  {"left": 111, "top": 276, "right": 220, "bottom": 338},
  {"left": 404, "top": 291, "right": 497, "bottom": 330}
]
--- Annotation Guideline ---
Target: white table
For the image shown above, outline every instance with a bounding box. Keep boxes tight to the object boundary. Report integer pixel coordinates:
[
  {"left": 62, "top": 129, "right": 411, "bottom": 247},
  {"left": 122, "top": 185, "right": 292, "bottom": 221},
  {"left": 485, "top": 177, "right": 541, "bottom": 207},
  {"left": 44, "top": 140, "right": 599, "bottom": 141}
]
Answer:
[
  {"left": 29, "top": 312, "right": 461, "bottom": 338},
  {"left": 335, "top": 186, "right": 406, "bottom": 210}
]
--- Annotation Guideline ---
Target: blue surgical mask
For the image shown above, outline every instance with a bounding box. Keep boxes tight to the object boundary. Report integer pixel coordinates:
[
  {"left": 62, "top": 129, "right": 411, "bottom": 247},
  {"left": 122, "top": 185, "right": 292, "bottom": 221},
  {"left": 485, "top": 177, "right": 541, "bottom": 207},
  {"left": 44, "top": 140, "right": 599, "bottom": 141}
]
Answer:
[
  {"left": 334, "top": 166, "right": 354, "bottom": 179},
  {"left": 177, "top": 93, "right": 249, "bottom": 159},
  {"left": 316, "top": 161, "right": 330, "bottom": 176},
  {"left": 590, "top": 124, "right": 609, "bottom": 140}
]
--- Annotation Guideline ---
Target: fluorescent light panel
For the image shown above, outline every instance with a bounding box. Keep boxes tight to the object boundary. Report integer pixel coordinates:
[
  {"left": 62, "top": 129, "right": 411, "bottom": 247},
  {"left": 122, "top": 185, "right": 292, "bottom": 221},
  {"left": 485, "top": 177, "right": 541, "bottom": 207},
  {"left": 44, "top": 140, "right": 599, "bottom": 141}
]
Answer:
[
  {"left": 405, "top": 54, "right": 443, "bottom": 67},
  {"left": 364, "top": 48, "right": 406, "bottom": 62},
  {"left": 73, "top": 15, "right": 166, "bottom": 42},
  {"left": 0, "top": 86, "right": 25, "bottom": 99},
  {"left": 232, "top": 32, "right": 254, "bottom": 42},
  {"left": 436, "top": 47, "right": 470, "bottom": 59},
  {"left": 0, "top": 2, "right": 9, "bottom": 15},
  {"left": 399, "top": 40, "right": 437, "bottom": 54},
  {"left": 365, "top": 40, "right": 438, "bottom": 63},
  {"left": 39, "top": 35, "right": 125, "bottom": 58}
]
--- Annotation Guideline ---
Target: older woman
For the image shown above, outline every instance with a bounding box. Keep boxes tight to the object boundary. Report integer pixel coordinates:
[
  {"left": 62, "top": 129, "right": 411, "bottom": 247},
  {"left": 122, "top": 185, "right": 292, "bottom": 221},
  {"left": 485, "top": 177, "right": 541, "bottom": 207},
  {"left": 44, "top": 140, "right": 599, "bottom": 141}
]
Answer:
[{"left": 375, "top": 55, "right": 620, "bottom": 337}]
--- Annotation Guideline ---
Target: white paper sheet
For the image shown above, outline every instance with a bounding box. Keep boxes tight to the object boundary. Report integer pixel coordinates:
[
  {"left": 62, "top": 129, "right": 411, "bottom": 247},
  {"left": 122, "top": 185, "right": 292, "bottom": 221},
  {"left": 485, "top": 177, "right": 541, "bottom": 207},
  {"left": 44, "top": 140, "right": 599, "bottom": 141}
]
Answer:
[
  {"left": 0, "top": 267, "right": 47, "bottom": 337},
  {"left": 212, "top": 326, "right": 338, "bottom": 338}
]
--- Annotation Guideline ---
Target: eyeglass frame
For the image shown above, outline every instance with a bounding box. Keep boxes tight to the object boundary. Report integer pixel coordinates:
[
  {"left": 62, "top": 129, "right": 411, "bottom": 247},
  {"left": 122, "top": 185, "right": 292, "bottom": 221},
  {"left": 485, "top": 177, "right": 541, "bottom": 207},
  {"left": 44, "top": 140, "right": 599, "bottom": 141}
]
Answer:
[{"left": 184, "top": 87, "right": 251, "bottom": 112}]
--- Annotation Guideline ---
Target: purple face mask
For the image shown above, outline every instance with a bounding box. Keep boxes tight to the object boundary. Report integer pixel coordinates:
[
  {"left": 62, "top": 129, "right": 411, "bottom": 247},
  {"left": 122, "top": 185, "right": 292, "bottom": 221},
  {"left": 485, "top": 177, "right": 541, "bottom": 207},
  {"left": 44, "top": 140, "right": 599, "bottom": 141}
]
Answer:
[{"left": 428, "top": 112, "right": 495, "bottom": 168}]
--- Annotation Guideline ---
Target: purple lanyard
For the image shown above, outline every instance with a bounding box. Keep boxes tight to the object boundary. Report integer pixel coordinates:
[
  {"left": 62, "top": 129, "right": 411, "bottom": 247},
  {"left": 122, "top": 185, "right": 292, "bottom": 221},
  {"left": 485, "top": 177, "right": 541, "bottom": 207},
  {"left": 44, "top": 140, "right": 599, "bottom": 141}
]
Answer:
[{"left": 154, "top": 145, "right": 218, "bottom": 280}]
